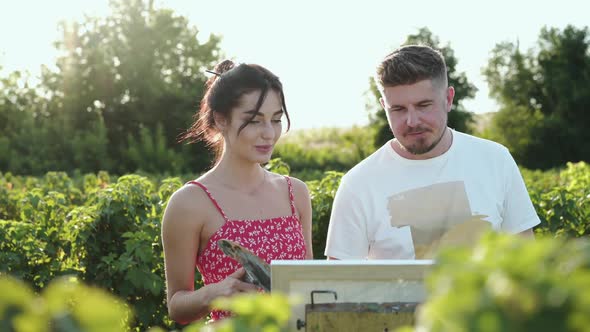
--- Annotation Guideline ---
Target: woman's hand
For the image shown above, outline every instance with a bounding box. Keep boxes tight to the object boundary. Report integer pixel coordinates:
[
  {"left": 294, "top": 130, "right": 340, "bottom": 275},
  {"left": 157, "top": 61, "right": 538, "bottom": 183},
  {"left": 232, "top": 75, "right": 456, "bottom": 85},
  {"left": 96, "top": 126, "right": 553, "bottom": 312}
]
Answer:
[{"left": 215, "top": 268, "right": 259, "bottom": 297}]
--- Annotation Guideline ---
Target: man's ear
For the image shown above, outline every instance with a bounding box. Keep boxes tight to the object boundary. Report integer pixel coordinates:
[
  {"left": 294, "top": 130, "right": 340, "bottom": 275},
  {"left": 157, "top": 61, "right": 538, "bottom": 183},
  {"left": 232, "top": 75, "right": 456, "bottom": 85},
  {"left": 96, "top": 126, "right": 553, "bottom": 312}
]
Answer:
[{"left": 446, "top": 86, "right": 455, "bottom": 112}]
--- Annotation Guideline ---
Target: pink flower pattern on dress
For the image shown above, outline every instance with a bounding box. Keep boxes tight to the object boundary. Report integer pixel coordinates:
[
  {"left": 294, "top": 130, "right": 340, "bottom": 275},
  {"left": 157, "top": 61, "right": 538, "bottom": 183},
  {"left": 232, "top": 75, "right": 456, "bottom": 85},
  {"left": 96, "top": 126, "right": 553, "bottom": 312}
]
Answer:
[{"left": 187, "top": 176, "right": 306, "bottom": 321}]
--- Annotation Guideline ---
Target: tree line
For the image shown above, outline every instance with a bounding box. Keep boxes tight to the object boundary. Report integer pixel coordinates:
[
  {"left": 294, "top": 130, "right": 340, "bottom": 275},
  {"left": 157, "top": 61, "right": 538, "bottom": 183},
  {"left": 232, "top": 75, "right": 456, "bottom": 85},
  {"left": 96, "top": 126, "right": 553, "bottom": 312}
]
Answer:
[{"left": 1, "top": 0, "right": 588, "bottom": 176}]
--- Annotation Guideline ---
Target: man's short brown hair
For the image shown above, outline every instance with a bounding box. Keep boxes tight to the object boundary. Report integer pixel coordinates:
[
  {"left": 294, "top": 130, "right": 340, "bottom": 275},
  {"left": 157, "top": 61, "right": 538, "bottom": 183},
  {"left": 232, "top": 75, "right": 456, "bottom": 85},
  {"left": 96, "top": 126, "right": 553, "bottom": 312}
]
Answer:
[{"left": 375, "top": 45, "right": 448, "bottom": 90}]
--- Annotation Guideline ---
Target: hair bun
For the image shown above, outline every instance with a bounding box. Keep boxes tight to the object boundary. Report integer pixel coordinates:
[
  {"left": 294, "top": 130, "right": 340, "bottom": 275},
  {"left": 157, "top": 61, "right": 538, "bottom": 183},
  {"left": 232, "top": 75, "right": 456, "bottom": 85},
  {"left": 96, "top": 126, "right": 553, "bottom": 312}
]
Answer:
[
  {"left": 205, "top": 60, "right": 235, "bottom": 88},
  {"left": 214, "top": 60, "right": 235, "bottom": 75}
]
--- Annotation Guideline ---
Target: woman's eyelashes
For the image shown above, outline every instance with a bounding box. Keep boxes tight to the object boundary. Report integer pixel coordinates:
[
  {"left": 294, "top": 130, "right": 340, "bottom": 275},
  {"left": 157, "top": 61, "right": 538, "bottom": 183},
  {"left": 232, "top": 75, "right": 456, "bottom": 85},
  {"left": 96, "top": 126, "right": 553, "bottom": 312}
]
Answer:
[{"left": 245, "top": 118, "right": 282, "bottom": 125}]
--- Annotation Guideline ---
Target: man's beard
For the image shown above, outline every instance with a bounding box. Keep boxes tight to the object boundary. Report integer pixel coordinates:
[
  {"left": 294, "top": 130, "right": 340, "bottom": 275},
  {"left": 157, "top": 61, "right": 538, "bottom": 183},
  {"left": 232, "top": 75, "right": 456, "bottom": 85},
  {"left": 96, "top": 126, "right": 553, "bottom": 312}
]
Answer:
[{"left": 400, "top": 123, "right": 447, "bottom": 155}]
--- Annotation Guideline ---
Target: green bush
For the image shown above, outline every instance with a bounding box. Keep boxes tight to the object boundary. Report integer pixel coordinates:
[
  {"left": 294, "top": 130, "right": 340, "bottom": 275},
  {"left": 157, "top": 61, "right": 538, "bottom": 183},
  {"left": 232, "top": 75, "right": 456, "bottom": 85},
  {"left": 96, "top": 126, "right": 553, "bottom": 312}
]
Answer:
[
  {"left": 406, "top": 233, "right": 590, "bottom": 332},
  {"left": 273, "top": 126, "right": 375, "bottom": 178},
  {"left": 307, "top": 171, "right": 343, "bottom": 259},
  {"left": 0, "top": 172, "right": 185, "bottom": 330},
  {"left": 0, "top": 274, "right": 131, "bottom": 332},
  {"left": 527, "top": 162, "right": 590, "bottom": 237},
  {"left": 66, "top": 175, "right": 182, "bottom": 330},
  {"left": 186, "top": 293, "right": 295, "bottom": 332},
  {"left": 1, "top": 161, "right": 589, "bottom": 330},
  {"left": 0, "top": 220, "right": 35, "bottom": 281}
]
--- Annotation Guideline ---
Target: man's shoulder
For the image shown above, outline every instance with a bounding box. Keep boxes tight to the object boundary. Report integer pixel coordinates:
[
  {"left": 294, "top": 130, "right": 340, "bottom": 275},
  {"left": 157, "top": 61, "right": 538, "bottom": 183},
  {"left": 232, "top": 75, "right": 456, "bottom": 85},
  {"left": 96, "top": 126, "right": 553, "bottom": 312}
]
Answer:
[
  {"left": 454, "top": 130, "right": 510, "bottom": 156},
  {"left": 343, "top": 142, "right": 391, "bottom": 181}
]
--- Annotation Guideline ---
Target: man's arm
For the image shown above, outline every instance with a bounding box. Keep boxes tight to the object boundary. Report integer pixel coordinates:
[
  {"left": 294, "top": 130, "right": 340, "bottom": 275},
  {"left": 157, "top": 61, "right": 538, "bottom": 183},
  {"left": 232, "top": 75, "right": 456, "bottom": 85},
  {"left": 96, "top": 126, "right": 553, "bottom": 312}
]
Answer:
[
  {"left": 501, "top": 149, "right": 541, "bottom": 234},
  {"left": 324, "top": 180, "right": 370, "bottom": 259}
]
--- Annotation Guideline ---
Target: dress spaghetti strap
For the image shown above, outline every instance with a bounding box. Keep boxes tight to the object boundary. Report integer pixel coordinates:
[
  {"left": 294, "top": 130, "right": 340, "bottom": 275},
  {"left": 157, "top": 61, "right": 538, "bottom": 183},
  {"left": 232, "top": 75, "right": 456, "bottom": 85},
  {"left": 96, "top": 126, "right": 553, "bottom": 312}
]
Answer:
[
  {"left": 284, "top": 176, "right": 297, "bottom": 216},
  {"left": 186, "top": 181, "right": 229, "bottom": 223}
]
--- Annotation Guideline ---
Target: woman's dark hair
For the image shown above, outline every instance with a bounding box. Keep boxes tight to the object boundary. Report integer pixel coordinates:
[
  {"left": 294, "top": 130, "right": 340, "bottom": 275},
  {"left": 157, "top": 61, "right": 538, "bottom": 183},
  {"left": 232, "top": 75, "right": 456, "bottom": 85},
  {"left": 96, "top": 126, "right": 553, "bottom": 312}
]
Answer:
[{"left": 180, "top": 60, "right": 290, "bottom": 161}]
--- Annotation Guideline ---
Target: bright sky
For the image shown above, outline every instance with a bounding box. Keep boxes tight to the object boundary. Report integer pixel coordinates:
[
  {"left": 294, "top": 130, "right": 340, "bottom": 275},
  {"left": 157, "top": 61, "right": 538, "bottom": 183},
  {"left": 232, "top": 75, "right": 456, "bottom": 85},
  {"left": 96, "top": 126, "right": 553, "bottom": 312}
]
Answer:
[{"left": 1, "top": 0, "right": 588, "bottom": 130}]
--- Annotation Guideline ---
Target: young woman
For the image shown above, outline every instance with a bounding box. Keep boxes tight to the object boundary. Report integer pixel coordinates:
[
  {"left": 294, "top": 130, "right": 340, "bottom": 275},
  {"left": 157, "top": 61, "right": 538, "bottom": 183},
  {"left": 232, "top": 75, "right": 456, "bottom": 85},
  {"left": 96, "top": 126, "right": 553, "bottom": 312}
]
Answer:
[{"left": 162, "top": 60, "right": 313, "bottom": 324}]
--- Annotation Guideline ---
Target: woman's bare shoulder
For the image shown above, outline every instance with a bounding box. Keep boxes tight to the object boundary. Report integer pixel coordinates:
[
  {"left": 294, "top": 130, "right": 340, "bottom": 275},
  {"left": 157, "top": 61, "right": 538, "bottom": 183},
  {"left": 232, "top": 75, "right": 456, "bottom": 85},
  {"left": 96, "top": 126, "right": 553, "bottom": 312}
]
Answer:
[
  {"left": 163, "top": 182, "right": 211, "bottom": 228},
  {"left": 287, "top": 176, "right": 310, "bottom": 197},
  {"left": 266, "top": 172, "right": 310, "bottom": 201}
]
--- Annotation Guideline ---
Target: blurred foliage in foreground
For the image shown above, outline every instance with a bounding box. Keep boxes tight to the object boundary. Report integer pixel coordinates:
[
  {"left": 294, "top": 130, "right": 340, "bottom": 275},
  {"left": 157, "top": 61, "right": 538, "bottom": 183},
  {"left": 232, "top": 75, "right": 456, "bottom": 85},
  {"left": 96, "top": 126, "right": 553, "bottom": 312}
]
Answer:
[
  {"left": 0, "top": 275, "right": 131, "bottom": 332},
  {"left": 399, "top": 233, "right": 590, "bottom": 332},
  {"left": 3, "top": 233, "right": 590, "bottom": 332}
]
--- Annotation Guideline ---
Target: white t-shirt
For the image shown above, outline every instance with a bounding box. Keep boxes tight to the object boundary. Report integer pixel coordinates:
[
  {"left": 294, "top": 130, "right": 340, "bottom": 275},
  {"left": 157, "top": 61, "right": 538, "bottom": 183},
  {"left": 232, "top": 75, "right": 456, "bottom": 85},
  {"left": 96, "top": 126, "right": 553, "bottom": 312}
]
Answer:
[{"left": 324, "top": 129, "right": 540, "bottom": 260}]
